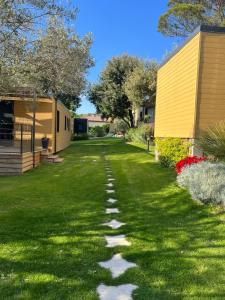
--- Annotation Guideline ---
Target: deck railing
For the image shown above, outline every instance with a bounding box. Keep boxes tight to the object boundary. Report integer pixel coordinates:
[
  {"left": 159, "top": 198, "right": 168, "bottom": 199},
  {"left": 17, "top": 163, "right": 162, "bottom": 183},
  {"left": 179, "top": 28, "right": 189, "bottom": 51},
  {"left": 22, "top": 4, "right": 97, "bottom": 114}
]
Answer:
[{"left": 0, "top": 123, "right": 34, "bottom": 154}]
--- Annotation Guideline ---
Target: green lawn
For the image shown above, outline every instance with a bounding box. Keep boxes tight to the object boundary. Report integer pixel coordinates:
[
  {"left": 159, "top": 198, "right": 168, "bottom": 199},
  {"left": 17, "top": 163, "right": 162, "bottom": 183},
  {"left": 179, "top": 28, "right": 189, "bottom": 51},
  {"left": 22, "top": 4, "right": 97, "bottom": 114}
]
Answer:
[{"left": 1, "top": 138, "right": 225, "bottom": 299}]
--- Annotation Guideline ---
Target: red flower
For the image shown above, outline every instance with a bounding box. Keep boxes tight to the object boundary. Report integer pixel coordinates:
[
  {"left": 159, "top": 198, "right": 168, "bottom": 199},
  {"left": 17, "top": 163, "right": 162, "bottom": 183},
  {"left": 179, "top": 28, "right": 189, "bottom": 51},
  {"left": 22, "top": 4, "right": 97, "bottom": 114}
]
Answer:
[{"left": 176, "top": 156, "right": 206, "bottom": 174}]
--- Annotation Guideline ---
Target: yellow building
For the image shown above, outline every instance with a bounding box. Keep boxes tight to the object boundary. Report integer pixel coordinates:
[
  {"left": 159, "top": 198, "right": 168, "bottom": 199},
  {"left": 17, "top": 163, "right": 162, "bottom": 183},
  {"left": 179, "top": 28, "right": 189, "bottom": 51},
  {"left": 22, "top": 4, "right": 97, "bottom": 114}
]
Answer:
[
  {"left": 0, "top": 90, "right": 72, "bottom": 175},
  {"left": 155, "top": 25, "right": 225, "bottom": 155}
]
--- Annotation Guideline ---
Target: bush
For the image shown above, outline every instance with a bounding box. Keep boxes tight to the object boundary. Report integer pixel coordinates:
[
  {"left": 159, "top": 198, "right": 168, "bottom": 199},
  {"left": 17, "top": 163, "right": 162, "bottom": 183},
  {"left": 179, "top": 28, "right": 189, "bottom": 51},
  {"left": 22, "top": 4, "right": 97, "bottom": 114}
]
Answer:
[
  {"left": 177, "top": 161, "right": 225, "bottom": 206},
  {"left": 102, "top": 124, "right": 110, "bottom": 134},
  {"left": 72, "top": 133, "right": 89, "bottom": 141},
  {"left": 198, "top": 121, "right": 225, "bottom": 160},
  {"left": 89, "top": 126, "right": 106, "bottom": 137},
  {"left": 114, "top": 119, "right": 129, "bottom": 134},
  {"left": 155, "top": 138, "right": 190, "bottom": 168},
  {"left": 175, "top": 156, "right": 207, "bottom": 174},
  {"left": 125, "top": 123, "right": 153, "bottom": 144}
]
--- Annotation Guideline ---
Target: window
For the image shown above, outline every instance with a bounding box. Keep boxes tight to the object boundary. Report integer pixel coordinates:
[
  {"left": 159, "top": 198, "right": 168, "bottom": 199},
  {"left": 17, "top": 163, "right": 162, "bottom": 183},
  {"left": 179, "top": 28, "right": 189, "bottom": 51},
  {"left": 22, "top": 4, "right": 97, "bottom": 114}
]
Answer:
[
  {"left": 67, "top": 118, "right": 71, "bottom": 131},
  {"left": 57, "top": 110, "right": 60, "bottom": 132},
  {"left": 65, "top": 116, "right": 67, "bottom": 130}
]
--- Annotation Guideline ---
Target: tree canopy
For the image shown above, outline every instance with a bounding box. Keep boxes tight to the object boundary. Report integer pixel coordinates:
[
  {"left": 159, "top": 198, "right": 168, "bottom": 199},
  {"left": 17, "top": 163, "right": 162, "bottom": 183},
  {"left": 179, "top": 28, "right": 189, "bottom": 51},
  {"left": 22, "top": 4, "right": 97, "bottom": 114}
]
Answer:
[
  {"left": 88, "top": 54, "right": 141, "bottom": 128},
  {"left": 0, "top": 2, "right": 93, "bottom": 111},
  {"left": 0, "top": 0, "right": 75, "bottom": 49},
  {"left": 25, "top": 18, "right": 93, "bottom": 110},
  {"left": 88, "top": 55, "right": 158, "bottom": 128},
  {"left": 158, "top": 0, "right": 225, "bottom": 37},
  {"left": 124, "top": 61, "right": 158, "bottom": 109}
]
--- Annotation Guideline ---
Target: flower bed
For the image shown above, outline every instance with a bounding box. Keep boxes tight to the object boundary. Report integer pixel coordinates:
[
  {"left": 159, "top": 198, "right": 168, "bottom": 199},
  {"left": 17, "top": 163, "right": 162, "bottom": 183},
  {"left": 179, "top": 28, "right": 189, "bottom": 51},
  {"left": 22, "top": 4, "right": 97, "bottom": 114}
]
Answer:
[{"left": 175, "top": 156, "right": 207, "bottom": 174}]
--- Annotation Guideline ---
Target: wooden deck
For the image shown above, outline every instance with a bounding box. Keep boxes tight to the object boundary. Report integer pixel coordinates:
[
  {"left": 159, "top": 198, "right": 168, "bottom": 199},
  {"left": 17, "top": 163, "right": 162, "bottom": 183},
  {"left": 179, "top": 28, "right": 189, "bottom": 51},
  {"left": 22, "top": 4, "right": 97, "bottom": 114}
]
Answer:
[{"left": 0, "top": 151, "right": 41, "bottom": 176}]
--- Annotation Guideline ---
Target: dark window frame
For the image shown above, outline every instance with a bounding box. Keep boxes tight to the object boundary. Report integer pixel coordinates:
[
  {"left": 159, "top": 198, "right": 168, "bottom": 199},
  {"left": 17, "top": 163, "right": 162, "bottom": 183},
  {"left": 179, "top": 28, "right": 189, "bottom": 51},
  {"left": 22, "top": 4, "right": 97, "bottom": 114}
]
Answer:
[
  {"left": 57, "top": 110, "right": 60, "bottom": 133},
  {"left": 64, "top": 116, "right": 67, "bottom": 131},
  {"left": 67, "top": 118, "right": 70, "bottom": 131}
]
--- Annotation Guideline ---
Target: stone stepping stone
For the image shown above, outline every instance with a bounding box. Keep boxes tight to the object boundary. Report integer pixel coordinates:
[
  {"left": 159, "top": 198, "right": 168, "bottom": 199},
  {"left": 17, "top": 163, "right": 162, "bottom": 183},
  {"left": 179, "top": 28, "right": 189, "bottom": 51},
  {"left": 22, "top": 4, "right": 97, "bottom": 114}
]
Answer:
[
  {"left": 106, "top": 190, "right": 115, "bottom": 194},
  {"left": 107, "top": 198, "right": 117, "bottom": 204},
  {"left": 105, "top": 235, "right": 131, "bottom": 247},
  {"left": 108, "top": 178, "right": 115, "bottom": 182},
  {"left": 103, "top": 219, "right": 125, "bottom": 229},
  {"left": 106, "top": 170, "right": 112, "bottom": 173},
  {"left": 98, "top": 253, "right": 137, "bottom": 278},
  {"left": 106, "top": 208, "right": 119, "bottom": 214},
  {"left": 106, "top": 183, "right": 114, "bottom": 187},
  {"left": 97, "top": 283, "right": 138, "bottom": 300}
]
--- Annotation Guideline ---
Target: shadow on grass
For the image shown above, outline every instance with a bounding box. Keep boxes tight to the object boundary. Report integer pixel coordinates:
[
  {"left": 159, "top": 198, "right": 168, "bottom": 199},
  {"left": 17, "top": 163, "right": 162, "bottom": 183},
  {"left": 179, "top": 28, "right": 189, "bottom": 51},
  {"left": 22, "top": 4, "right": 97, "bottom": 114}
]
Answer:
[{"left": 0, "top": 138, "right": 225, "bottom": 299}]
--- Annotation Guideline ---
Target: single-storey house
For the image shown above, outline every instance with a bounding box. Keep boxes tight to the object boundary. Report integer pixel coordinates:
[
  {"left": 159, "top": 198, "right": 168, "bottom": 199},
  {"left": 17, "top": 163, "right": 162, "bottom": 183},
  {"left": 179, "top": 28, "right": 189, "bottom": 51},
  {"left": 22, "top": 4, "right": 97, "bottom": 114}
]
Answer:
[
  {"left": 80, "top": 114, "right": 110, "bottom": 128},
  {"left": 155, "top": 25, "right": 225, "bottom": 155},
  {"left": 0, "top": 89, "right": 72, "bottom": 175}
]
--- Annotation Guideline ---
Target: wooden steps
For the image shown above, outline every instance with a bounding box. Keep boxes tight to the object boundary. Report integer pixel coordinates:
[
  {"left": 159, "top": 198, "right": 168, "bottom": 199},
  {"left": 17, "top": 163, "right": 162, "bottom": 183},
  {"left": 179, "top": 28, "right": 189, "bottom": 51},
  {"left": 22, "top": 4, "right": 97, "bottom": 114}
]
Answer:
[
  {"left": 41, "top": 152, "right": 64, "bottom": 164},
  {"left": 0, "top": 151, "right": 41, "bottom": 176}
]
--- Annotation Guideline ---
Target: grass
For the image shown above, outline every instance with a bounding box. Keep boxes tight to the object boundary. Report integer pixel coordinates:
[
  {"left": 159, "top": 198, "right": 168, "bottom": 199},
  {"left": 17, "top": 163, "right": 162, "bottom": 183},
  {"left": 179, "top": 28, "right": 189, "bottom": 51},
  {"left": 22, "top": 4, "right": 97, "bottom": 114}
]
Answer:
[{"left": 0, "top": 138, "right": 225, "bottom": 299}]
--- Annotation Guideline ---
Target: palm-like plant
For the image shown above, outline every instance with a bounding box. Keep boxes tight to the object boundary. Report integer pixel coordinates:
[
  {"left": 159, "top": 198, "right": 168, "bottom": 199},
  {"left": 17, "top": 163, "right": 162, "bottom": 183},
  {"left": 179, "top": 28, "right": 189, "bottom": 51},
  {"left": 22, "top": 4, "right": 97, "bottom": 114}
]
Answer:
[{"left": 198, "top": 121, "right": 225, "bottom": 159}]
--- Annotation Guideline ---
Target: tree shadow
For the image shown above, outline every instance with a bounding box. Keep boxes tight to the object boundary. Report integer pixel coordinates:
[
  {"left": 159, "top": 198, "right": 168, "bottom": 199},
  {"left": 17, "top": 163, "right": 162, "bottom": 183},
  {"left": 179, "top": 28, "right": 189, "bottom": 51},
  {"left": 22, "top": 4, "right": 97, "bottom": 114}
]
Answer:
[{"left": 0, "top": 138, "right": 225, "bottom": 299}]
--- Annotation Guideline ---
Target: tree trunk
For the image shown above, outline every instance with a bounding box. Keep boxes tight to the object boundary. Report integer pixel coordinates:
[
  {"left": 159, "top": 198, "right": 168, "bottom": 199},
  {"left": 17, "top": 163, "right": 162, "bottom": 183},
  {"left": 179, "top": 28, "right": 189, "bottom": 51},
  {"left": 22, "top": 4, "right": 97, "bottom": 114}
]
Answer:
[
  {"left": 122, "top": 118, "right": 131, "bottom": 128},
  {"left": 128, "top": 109, "right": 135, "bottom": 128}
]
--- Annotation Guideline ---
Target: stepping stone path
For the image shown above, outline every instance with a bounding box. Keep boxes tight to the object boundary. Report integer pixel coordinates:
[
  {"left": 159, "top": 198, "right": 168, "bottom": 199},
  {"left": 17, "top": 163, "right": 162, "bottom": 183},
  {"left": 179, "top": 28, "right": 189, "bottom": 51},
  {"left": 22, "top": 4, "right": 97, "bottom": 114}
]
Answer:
[
  {"left": 105, "top": 235, "right": 131, "bottom": 248},
  {"left": 103, "top": 219, "right": 125, "bottom": 229},
  {"left": 96, "top": 156, "right": 138, "bottom": 299},
  {"left": 106, "top": 208, "right": 120, "bottom": 214},
  {"left": 107, "top": 198, "right": 117, "bottom": 204},
  {"left": 106, "top": 190, "right": 115, "bottom": 194},
  {"left": 97, "top": 284, "right": 138, "bottom": 300},
  {"left": 98, "top": 253, "right": 137, "bottom": 278}
]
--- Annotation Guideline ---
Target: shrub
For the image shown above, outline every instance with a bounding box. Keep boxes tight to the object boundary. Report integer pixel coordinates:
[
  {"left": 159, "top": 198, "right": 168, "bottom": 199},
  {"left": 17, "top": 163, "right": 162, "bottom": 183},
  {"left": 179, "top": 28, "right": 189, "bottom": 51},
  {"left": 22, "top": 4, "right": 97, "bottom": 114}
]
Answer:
[
  {"left": 102, "top": 124, "right": 110, "bottom": 134},
  {"left": 114, "top": 119, "right": 129, "bottom": 134},
  {"left": 177, "top": 161, "right": 225, "bottom": 206},
  {"left": 72, "top": 133, "right": 89, "bottom": 141},
  {"left": 89, "top": 126, "right": 106, "bottom": 137},
  {"left": 175, "top": 156, "right": 207, "bottom": 174},
  {"left": 155, "top": 138, "right": 190, "bottom": 168},
  {"left": 125, "top": 127, "right": 135, "bottom": 142},
  {"left": 198, "top": 121, "right": 225, "bottom": 159},
  {"left": 125, "top": 123, "right": 153, "bottom": 144}
]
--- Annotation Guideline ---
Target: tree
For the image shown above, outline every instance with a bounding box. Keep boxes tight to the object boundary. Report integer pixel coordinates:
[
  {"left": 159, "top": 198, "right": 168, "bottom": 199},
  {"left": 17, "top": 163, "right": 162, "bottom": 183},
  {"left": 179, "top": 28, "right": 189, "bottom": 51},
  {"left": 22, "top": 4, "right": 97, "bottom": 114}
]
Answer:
[
  {"left": 88, "top": 54, "right": 141, "bottom": 127},
  {"left": 158, "top": 0, "right": 225, "bottom": 37},
  {"left": 0, "top": 1, "right": 78, "bottom": 99},
  {"left": 0, "top": 0, "right": 75, "bottom": 51},
  {"left": 124, "top": 61, "right": 158, "bottom": 109},
  {"left": 0, "top": 17, "right": 94, "bottom": 111}
]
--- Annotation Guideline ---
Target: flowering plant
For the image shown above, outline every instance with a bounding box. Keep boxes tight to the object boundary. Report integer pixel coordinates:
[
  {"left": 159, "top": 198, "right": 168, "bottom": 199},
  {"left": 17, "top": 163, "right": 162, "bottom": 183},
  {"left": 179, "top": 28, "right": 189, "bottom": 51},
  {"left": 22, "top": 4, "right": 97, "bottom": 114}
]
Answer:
[{"left": 176, "top": 156, "right": 207, "bottom": 174}]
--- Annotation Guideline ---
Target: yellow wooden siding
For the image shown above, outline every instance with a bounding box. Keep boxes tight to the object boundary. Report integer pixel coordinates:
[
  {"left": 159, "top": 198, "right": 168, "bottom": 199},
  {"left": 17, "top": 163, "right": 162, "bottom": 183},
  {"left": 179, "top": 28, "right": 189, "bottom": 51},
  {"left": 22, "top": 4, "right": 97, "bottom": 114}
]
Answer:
[
  {"left": 155, "top": 33, "right": 201, "bottom": 138},
  {"left": 55, "top": 101, "right": 72, "bottom": 152},
  {"left": 196, "top": 32, "right": 225, "bottom": 136},
  {"left": 14, "top": 100, "right": 54, "bottom": 151}
]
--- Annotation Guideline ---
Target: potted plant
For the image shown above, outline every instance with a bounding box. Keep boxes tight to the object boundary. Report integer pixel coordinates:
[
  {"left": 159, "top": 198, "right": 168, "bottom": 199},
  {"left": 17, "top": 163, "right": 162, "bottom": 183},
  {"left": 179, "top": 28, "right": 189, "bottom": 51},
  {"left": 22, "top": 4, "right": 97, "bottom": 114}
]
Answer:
[{"left": 41, "top": 135, "right": 49, "bottom": 150}]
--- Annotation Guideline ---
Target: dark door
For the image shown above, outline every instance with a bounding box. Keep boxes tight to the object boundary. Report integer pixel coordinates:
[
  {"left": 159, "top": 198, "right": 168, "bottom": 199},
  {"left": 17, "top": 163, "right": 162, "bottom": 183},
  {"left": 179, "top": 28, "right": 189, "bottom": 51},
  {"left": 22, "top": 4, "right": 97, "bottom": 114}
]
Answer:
[{"left": 0, "top": 101, "right": 14, "bottom": 140}]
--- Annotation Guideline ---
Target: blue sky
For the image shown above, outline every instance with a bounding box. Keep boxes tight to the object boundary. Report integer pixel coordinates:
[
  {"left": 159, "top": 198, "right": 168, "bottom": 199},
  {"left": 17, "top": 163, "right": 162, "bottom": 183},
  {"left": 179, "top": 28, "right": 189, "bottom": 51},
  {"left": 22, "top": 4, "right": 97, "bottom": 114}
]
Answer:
[{"left": 74, "top": 0, "right": 179, "bottom": 114}]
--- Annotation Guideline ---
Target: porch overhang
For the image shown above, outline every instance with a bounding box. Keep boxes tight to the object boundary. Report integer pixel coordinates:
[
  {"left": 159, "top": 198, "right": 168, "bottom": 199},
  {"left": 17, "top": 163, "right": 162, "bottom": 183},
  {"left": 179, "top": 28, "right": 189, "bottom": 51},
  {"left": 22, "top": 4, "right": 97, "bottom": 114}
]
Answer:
[{"left": 0, "top": 95, "right": 53, "bottom": 104}]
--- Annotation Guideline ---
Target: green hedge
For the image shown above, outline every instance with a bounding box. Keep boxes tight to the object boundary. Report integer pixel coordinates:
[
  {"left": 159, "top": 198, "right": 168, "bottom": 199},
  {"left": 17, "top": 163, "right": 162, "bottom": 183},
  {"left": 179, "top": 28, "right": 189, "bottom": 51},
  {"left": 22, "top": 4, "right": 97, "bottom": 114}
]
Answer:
[
  {"left": 72, "top": 133, "right": 89, "bottom": 141},
  {"left": 125, "top": 123, "right": 153, "bottom": 144},
  {"left": 89, "top": 126, "right": 106, "bottom": 137},
  {"left": 155, "top": 137, "right": 190, "bottom": 168}
]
